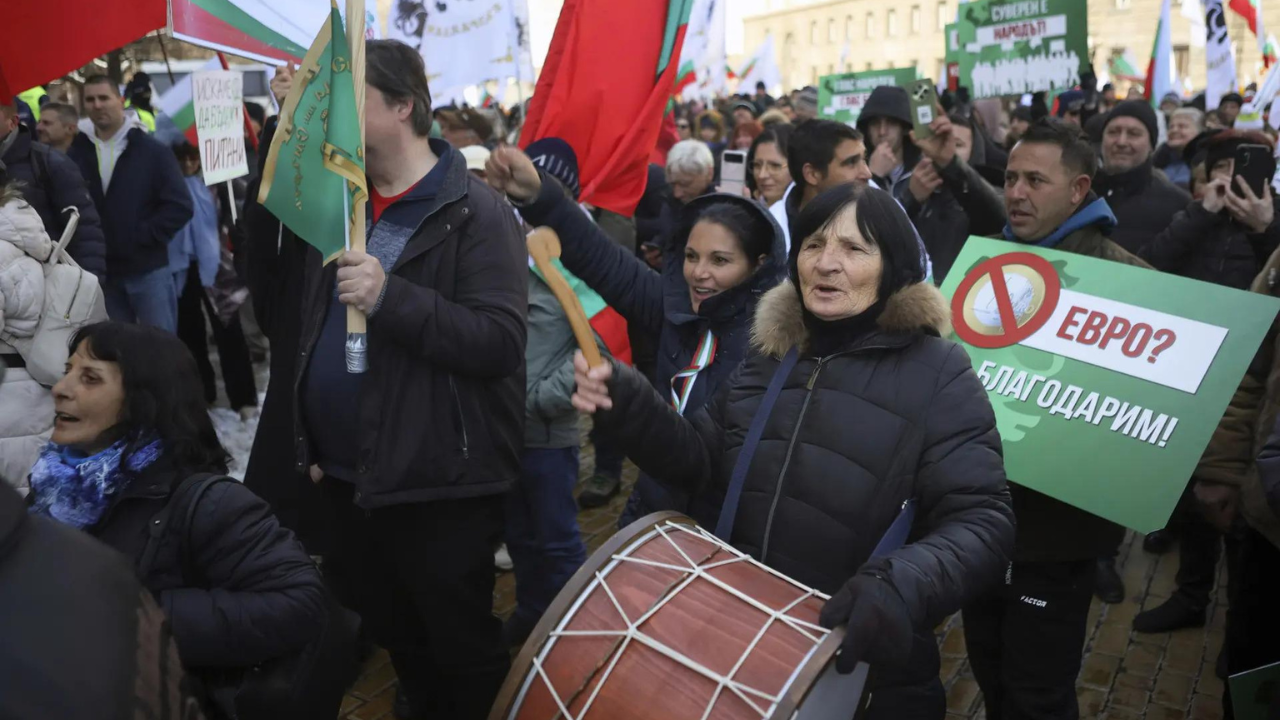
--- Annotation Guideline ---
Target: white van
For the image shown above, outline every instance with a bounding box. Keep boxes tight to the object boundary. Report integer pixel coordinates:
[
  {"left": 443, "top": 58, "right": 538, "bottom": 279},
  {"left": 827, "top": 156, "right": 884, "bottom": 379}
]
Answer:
[{"left": 139, "top": 60, "right": 275, "bottom": 112}]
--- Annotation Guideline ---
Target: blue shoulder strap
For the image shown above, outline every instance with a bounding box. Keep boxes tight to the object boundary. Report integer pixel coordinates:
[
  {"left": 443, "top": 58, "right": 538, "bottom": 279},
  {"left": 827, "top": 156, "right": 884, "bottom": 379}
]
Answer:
[
  {"left": 869, "top": 499, "right": 917, "bottom": 559},
  {"left": 714, "top": 346, "right": 799, "bottom": 542}
]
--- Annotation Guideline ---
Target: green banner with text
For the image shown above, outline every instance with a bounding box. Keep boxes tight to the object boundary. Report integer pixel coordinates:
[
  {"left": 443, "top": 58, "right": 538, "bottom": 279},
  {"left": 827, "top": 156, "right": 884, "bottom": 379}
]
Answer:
[
  {"left": 939, "top": 237, "right": 1280, "bottom": 533},
  {"left": 944, "top": 0, "right": 1088, "bottom": 99},
  {"left": 817, "top": 67, "right": 918, "bottom": 125}
]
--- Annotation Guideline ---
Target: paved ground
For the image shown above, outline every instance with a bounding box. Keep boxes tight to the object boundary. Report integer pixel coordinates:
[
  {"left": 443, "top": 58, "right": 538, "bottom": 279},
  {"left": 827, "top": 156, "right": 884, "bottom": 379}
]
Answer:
[{"left": 336, "top": 433, "right": 1230, "bottom": 720}]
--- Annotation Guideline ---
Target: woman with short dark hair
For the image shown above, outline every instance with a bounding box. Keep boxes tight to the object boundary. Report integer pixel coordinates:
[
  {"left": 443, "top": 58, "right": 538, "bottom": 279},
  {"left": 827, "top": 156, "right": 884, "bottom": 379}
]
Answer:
[
  {"left": 572, "top": 184, "right": 1015, "bottom": 718},
  {"left": 487, "top": 146, "right": 789, "bottom": 529},
  {"left": 27, "top": 322, "right": 327, "bottom": 714}
]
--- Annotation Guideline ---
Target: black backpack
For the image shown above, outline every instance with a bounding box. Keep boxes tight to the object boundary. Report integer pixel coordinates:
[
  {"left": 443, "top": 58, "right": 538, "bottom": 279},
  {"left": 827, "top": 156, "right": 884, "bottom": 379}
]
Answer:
[{"left": 141, "top": 474, "right": 361, "bottom": 720}]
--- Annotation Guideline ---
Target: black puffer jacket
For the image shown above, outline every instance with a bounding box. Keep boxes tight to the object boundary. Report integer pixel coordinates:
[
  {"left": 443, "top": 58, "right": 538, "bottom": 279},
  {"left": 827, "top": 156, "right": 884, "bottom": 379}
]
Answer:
[
  {"left": 0, "top": 126, "right": 108, "bottom": 279},
  {"left": 1139, "top": 199, "right": 1280, "bottom": 290},
  {"left": 0, "top": 482, "right": 204, "bottom": 720},
  {"left": 1093, "top": 160, "right": 1191, "bottom": 255},
  {"left": 514, "top": 175, "right": 788, "bottom": 527},
  {"left": 91, "top": 461, "right": 327, "bottom": 669},
  {"left": 595, "top": 280, "right": 1014, "bottom": 701},
  {"left": 902, "top": 150, "right": 1007, "bottom": 284}
]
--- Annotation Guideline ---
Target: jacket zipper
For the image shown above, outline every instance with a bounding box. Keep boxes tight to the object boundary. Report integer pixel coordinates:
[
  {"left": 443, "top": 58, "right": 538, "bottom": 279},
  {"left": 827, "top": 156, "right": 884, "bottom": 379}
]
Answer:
[
  {"left": 758, "top": 345, "right": 894, "bottom": 561},
  {"left": 449, "top": 377, "right": 470, "bottom": 459},
  {"left": 63, "top": 274, "right": 84, "bottom": 320}
]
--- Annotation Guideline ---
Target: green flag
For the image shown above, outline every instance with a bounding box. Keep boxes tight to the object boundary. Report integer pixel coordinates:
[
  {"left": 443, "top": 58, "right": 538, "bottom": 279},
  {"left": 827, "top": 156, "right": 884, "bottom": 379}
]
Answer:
[{"left": 258, "top": 2, "right": 367, "bottom": 264}]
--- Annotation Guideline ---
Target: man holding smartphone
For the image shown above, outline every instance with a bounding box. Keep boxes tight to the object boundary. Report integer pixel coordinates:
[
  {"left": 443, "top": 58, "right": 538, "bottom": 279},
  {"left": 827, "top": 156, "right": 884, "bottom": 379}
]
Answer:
[{"left": 1141, "top": 130, "right": 1279, "bottom": 291}]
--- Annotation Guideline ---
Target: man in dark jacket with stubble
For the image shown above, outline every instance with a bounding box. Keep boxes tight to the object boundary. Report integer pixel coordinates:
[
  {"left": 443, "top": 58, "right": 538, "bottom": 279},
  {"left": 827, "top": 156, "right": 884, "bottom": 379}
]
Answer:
[
  {"left": 69, "top": 76, "right": 192, "bottom": 332},
  {"left": 284, "top": 41, "right": 525, "bottom": 720},
  {"left": 0, "top": 102, "right": 107, "bottom": 279},
  {"left": 1093, "top": 100, "right": 1190, "bottom": 255},
  {"left": 962, "top": 118, "right": 1151, "bottom": 720}
]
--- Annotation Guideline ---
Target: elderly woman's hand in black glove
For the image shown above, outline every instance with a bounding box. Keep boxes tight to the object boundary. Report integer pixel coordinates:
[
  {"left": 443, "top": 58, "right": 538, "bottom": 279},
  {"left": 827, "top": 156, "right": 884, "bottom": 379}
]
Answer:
[{"left": 818, "top": 567, "right": 916, "bottom": 674}]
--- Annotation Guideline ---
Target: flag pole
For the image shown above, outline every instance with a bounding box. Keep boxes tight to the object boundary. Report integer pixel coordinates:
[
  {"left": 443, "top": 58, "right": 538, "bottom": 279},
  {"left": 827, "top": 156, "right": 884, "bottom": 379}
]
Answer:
[{"left": 345, "top": 0, "right": 369, "bottom": 374}]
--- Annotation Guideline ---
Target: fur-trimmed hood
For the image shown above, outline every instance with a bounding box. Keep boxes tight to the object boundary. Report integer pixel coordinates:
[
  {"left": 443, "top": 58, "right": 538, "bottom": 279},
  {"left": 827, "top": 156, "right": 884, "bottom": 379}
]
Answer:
[{"left": 751, "top": 280, "right": 952, "bottom": 359}]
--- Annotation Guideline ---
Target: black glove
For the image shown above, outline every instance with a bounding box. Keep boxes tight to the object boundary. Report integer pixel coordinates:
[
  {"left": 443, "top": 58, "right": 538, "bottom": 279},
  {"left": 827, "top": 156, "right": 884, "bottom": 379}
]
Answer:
[{"left": 818, "top": 569, "right": 916, "bottom": 674}]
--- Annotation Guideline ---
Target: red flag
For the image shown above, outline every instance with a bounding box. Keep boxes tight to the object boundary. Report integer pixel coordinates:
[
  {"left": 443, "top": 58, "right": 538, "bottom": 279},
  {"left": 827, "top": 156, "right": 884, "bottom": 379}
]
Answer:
[
  {"left": 0, "top": 0, "right": 166, "bottom": 99},
  {"left": 521, "top": 0, "right": 694, "bottom": 217}
]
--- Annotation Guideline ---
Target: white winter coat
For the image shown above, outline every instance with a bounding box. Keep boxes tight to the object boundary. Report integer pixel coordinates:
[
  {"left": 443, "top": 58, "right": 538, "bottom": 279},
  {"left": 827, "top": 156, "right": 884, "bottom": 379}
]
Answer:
[{"left": 0, "top": 183, "right": 55, "bottom": 491}]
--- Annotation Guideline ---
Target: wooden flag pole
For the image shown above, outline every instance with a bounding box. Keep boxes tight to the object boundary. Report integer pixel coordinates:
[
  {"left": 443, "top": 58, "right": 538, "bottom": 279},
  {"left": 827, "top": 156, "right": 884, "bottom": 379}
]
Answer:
[
  {"left": 527, "top": 228, "right": 604, "bottom": 368},
  {"left": 344, "top": 0, "right": 369, "bottom": 373}
]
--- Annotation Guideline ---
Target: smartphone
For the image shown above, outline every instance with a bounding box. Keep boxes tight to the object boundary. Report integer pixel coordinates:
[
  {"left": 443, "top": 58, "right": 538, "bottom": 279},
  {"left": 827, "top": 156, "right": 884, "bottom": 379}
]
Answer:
[
  {"left": 1233, "top": 144, "right": 1275, "bottom": 198},
  {"left": 720, "top": 150, "right": 748, "bottom": 196},
  {"left": 909, "top": 79, "right": 938, "bottom": 140}
]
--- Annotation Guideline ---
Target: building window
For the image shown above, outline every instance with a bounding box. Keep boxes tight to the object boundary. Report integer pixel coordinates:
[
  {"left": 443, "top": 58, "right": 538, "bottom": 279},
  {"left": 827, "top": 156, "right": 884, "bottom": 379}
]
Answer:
[
  {"left": 811, "top": 21, "right": 819, "bottom": 44},
  {"left": 846, "top": 15, "right": 854, "bottom": 41},
  {"left": 866, "top": 12, "right": 875, "bottom": 38},
  {"left": 911, "top": 6, "right": 921, "bottom": 34},
  {"left": 828, "top": 18, "right": 837, "bottom": 43},
  {"left": 866, "top": 62, "right": 873, "bottom": 71},
  {"left": 937, "top": 1, "right": 949, "bottom": 30},
  {"left": 888, "top": 59, "right": 896, "bottom": 68},
  {"left": 888, "top": 9, "right": 898, "bottom": 36},
  {"left": 828, "top": 63, "right": 835, "bottom": 75},
  {"left": 1174, "top": 44, "right": 1190, "bottom": 79}
]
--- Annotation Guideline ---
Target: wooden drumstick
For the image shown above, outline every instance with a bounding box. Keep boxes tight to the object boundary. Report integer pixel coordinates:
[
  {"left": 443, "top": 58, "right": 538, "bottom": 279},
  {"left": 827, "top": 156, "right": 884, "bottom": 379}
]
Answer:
[{"left": 527, "top": 227, "right": 605, "bottom": 369}]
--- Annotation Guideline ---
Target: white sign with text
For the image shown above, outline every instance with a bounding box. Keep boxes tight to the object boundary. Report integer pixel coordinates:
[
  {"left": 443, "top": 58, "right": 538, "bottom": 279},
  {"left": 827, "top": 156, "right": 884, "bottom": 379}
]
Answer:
[{"left": 192, "top": 70, "right": 248, "bottom": 186}]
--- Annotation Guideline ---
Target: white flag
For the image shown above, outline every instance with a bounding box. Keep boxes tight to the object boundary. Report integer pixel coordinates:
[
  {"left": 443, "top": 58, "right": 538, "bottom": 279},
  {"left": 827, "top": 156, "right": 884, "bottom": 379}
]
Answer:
[
  {"left": 1205, "top": 0, "right": 1238, "bottom": 110},
  {"left": 738, "top": 35, "right": 782, "bottom": 96},
  {"left": 387, "top": 0, "right": 533, "bottom": 97},
  {"left": 1150, "top": 0, "right": 1174, "bottom": 103}
]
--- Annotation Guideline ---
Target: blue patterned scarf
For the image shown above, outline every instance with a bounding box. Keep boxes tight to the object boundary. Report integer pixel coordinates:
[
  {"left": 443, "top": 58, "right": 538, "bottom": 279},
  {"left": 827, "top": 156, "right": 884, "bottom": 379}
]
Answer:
[{"left": 27, "top": 437, "right": 165, "bottom": 530}]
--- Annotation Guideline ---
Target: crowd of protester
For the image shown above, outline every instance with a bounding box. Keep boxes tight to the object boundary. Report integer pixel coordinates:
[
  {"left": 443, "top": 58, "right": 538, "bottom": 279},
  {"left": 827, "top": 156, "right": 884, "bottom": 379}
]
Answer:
[{"left": 2, "top": 41, "right": 1280, "bottom": 720}]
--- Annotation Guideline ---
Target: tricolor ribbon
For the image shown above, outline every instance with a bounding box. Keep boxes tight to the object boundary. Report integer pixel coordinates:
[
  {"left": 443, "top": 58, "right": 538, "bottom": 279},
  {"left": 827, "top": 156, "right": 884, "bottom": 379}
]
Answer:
[{"left": 670, "top": 329, "right": 718, "bottom": 416}]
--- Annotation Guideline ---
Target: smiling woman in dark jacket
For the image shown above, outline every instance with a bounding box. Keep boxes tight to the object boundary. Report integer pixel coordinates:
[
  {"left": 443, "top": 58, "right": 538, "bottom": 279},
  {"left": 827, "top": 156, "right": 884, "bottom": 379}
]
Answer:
[
  {"left": 487, "top": 146, "right": 788, "bottom": 527},
  {"left": 26, "top": 322, "right": 326, "bottom": 704},
  {"left": 571, "top": 184, "right": 1015, "bottom": 718}
]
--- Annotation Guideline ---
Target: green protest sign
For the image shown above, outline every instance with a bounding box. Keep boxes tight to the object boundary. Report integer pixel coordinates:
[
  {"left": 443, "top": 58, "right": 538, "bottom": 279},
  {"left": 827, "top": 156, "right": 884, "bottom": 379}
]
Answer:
[
  {"left": 939, "top": 237, "right": 1280, "bottom": 533},
  {"left": 817, "top": 67, "right": 918, "bottom": 124},
  {"left": 945, "top": 0, "right": 1087, "bottom": 99}
]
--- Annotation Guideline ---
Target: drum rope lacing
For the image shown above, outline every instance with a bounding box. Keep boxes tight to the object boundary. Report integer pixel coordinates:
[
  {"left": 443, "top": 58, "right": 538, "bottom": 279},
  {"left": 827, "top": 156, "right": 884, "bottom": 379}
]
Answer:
[{"left": 527, "top": 521, "right": 834, "bottom": 720}]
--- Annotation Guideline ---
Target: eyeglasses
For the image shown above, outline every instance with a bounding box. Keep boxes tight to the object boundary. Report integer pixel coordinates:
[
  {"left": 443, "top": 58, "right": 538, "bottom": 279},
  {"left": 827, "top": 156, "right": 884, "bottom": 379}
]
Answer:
[
  {"left": 751, "top": 160, "right": 788, "bottom": 173},
  {"left": 676, "top": 123, "right": 690, "bottom": 129}
]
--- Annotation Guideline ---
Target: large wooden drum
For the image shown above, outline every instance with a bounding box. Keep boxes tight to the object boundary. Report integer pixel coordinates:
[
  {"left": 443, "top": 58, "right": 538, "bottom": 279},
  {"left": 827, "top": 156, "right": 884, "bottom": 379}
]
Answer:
[{"left": 489, "top": 512, "right": 870, "bottom": 720}]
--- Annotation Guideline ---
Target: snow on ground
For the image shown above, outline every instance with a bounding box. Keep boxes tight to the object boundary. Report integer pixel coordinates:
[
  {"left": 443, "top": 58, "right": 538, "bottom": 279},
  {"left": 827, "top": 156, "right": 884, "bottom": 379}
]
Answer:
[{"left": 207, "top": 359, "right": 270, "bottom": 481}]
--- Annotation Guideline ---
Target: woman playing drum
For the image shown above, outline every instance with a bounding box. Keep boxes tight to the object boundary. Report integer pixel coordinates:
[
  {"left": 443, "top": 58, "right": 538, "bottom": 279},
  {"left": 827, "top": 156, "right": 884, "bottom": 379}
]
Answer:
[{"left": 571, "top": 183, "right": 1016, "bottom": 718}]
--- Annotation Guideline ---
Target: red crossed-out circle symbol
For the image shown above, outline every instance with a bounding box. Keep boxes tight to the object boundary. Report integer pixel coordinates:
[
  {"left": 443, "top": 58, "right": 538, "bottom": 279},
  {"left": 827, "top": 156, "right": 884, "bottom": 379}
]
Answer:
[{"left": 951, "top": 252, "right": 1062, "bottom": 349}]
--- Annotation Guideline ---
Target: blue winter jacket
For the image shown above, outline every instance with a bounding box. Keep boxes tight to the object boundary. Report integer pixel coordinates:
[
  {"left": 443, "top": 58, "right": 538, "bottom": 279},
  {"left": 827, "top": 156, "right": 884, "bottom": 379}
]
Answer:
[{"left": 69, "top": 127, "right": 192, "bottom": 278}]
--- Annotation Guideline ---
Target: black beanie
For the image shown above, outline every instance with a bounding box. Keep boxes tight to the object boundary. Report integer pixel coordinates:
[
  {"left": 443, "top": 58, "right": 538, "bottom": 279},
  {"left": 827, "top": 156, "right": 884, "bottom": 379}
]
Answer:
[{"left": 1105, "top": 100, "right": 1159, "bottom": 146}]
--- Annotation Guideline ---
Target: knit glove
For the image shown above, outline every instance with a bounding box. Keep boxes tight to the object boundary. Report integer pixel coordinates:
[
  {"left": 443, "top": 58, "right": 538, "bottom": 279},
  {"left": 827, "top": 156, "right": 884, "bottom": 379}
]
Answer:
[{"left": 818, "top": 569, "right": 916, "bottom": 674}]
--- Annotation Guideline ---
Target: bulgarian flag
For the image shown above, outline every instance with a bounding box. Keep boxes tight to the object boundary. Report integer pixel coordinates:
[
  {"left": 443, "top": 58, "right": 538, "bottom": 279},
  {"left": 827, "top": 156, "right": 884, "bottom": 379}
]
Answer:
[
  {"left": 521, "top": 0, "right": 696, "bottom": 216},
  {"left": 675, "top": 60, "right": 698, "bottom": 94},
  {"left": 1145, "top": 0, "right": 1173, "bottom": 103},
  {"left": 169, "top": 0, "right": 331, "bottom": 66},
  {"left": 156, "top": 57, "right": 223, "bottom": 146}
]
